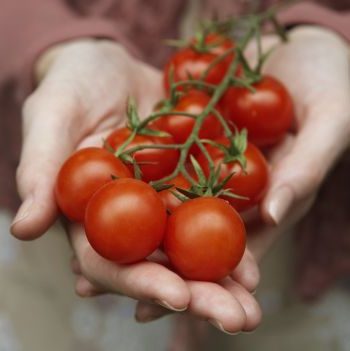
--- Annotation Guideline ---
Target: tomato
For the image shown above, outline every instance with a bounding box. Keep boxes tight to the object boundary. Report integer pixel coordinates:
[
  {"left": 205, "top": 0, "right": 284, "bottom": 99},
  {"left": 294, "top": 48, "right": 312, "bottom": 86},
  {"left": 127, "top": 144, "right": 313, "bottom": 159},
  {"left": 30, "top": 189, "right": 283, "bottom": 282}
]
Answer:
[
  {"left": 106, "top": 127, "right": 179, "bottom": 182},
  {"left": 219, "top": 75, "right": 294, "bottom": 146},
  {"left": 159, "top": 174, "right": 191, "bottom": 213},
  {"left": 164, "top": 33, "right": 234, "bottom": 92},
  {"left": 197, "top": 138, "right": 269, "bottom": 212},
  {"left": 164, "top": 197, "right": 246, "bottom": 281},
  {"left": 85, "top": 178, "right": 167, "bottom": 263},
  {"left": 55, "top": 147, "right": 131, "bottom": 222},
  {"left": 153, "top": 90, "right": 222, "bottom": 154}
]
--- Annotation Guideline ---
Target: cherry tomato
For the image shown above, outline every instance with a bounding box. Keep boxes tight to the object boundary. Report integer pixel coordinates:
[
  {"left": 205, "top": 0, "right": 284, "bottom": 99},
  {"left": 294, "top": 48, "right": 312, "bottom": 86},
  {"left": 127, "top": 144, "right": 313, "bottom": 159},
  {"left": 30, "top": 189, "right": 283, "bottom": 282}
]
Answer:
[
  {"left": 164, "top": 197, "right": 246, "bottom": 281},
  {"left": 55, "top": 147, "right": 131, "bottom": 222},
  {"left": 219, "top": 75, "right": 294, "bottom": 146},
  {"left": 106, "top": 127, "right": 179, "bottom": 182},
  {"left": 197, "top": 138, "right": 269, "bottom": 212},
  {"left": 153, "top": 90, "right": 222, "bottom": 154},
  {"left": 85, "top": 178, "right": 167, "bottom": 263},
  {"left": 164, "top": 33, "right": 234, "bottom": 92},
  {"left": 159, "top": 174, "right": 191, "bottom": 213}
]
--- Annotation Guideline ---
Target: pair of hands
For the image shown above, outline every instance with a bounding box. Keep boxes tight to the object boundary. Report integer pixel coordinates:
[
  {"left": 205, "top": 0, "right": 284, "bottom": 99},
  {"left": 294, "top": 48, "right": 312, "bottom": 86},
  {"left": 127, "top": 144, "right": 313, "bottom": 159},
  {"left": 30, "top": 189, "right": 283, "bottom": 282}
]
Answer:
[{"left": 10, "top": 26, "right": 350, "bottom": 334}]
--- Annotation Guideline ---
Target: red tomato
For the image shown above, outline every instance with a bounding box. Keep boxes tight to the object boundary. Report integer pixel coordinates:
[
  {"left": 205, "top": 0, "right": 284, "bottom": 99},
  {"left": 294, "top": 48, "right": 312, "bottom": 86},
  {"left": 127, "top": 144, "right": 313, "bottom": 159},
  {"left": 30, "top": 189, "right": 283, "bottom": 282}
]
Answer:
[
  {"left": 106, "top": 127, "right": 179, "bottom": 182},
  {"left": 219, "top": 75, "right": 294, "bottom": 146},
  {"left": 55, "top": 147, "right": 131, "bottom": 222},
  {"left": 197, "top": 138, "right": 269, "bottom": 212},
  {"left": 85, "top": 178, "right": 167, "bottom": 263},
  {"left": 153, "top": 90, "right": 222, "bottom": 154},
  {"left": 164, "top": 33, "right": 234, "bottom": 92},
  {"left": 164, "top": 197, "right": 246, "bottom": 281},
  {"left": 159, "top": 174, "right": 190, "bottom": 213}
]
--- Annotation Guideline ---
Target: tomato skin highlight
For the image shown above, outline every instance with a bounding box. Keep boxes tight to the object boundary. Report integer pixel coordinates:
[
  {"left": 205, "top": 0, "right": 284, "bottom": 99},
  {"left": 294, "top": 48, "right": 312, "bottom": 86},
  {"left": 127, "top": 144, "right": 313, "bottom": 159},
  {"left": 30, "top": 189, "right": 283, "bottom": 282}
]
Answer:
[
  {"left": 159, "top": 174, "right": 190, "bottom": 213},
  {"left": 219, "top": 75, "right": 294, "bottom": 146},
  {"left": 197, "top": 139, "right": 269, "bottom": 212},
  {"left": 164, "top": 34, "right": 234, "bottom": 92},
  {"left": 164, "top": 197, "right": 246, "bottom": 282},
  {"left": 106, "top": 127, "right": 179, "bottom": 182},
  {"left": 55, "top": 147, "right": 131, "bottom": 222},
  {"left": 153, "top": 90, "right": 222, "bottom": 154},
  {"left": 85, "top": 178, "right": 167, "bottom": 264}
]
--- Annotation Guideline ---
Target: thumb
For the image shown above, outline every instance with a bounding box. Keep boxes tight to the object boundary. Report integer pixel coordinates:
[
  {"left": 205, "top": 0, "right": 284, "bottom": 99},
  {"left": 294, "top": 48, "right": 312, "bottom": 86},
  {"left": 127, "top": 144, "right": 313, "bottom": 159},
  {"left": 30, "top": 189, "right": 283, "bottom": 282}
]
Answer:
[
  {"left": 11, "top": 87, "right": 82, "bottom": 240},
  {"left": 262, "top": 106, "right": 350, "bottom": 225}
]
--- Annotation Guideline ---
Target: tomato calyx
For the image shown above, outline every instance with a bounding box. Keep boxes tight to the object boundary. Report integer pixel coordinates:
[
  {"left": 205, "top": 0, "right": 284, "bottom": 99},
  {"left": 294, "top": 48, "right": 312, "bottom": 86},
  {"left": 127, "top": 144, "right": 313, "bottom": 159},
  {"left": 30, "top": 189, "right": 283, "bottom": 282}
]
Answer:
[
  {"left": 125, "top": 98, "right": 170, "bottom": 139},
  {"left": 171, "top": 154, "right": 248, "bottom": 203},
  {"left": 201, "top": 129, "right": 248, "bottom": 170}
]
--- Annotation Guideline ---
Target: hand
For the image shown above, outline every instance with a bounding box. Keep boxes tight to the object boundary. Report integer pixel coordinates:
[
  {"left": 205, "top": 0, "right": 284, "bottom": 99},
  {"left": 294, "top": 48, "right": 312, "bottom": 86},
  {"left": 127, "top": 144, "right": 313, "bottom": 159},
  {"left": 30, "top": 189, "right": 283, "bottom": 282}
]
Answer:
[
  {"left": 11, "top": 39, "right": 261, "bottom": 334},
  {"left": 70, "top": 223, "right": 261, "bottom": 334},
  {"left": 245, "top": 26, "right": 350, "bottom": 260},
  {"left": 11, "top": 39, "right": 163, "bottom": 239}
]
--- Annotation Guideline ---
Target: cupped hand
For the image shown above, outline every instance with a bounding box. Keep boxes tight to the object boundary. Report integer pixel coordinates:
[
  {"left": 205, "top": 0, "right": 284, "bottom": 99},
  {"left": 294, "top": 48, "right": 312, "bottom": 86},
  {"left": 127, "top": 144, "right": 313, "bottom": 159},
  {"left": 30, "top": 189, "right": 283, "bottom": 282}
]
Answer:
[
  {"left": 70, "top": 224, "right": 261, "bottom": 334},
  {"left": 245, "top": 26, "right": 350, "bottom": 260},
  {"left": 11, "top": 39, "right": 163, "bottom": 239},
  {"left": 11, "top": 39, "right": 261, "bottom": 334}
]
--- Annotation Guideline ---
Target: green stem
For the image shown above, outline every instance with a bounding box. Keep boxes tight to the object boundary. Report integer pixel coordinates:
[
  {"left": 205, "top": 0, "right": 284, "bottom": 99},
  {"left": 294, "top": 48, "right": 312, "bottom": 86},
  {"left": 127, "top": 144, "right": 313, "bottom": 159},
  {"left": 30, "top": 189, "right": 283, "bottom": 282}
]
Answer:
[
  {"left": 152, "top": 43, "right": 245, "bottom": 187},
  {"left": 171, "top": 80, "right": 217, "bottom": 92},
  {"left": 200, "top": 47, "right": 236, "bottom": 81},
  {"left": 195, "top": 139, "right": 215, "bottom": 175},
  {"left": 212, "top": 108, "right": 233, "bottom": 138},
  {"left": 115, "top": 129, "right": 137, "bottom": 157},
  {"left": 120, "top": 143, "right": 182, "bottom": 155},
  {"left": 138, "top": 111, "right": 197, "bottom": 130}
]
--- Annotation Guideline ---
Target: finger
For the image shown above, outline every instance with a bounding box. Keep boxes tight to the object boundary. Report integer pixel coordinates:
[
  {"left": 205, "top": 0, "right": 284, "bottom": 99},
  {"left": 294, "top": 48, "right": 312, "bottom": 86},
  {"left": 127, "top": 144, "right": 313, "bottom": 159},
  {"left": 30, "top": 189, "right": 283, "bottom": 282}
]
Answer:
[
  {"left": 71, "top": 256, "right": 82, "bottom": 275},
  {"left": 185, "top": 281, "right": 248, "bottom": 335},
  {"left": 262, "top": 111, "right": 350, "bottom": 225},
  {"left": 221, "top": 279, "right": 262, "bottom": 332},
  {"left": 70, "top": 224, "right": 190, "bottom": 311},
  {"left": 11, "top": 86, "right": 84, "bottom": 240},
  {"left": 230, "top": 249, "right": 260, "bottom": 293},
  {"left": 136, "top": 281, "right": 248, "bottom": 335},
  {"left": 75, "top": 275, "right": 104, "bottom": 297}
]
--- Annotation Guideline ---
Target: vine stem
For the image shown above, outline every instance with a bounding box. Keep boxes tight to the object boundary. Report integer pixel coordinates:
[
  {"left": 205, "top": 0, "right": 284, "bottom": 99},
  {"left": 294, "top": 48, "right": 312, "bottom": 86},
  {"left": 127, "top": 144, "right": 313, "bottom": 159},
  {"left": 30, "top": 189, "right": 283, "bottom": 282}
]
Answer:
[
  {"left": 171, "top": 80, "right": 216, "bottom": 92},
  {"left": 200, "top": 47, "right": 236, "bottom": 81},
  {"left": 212, "top": 109, "right": 233, "bottom": 138},
  {"left": 113, "top": 11, "right": 284, "bottom": 189},
  {"left": 138, "top": 111, "right": 198, "bottom": 129},
  {"left": 114, "top": 129, "right": 137, "bottom": 157},
  {"left": 151, "top": 38, "right": 247, "bottom": 187},
  {"left": 121, "top": 143, "right": 182, "bottom": 154}
]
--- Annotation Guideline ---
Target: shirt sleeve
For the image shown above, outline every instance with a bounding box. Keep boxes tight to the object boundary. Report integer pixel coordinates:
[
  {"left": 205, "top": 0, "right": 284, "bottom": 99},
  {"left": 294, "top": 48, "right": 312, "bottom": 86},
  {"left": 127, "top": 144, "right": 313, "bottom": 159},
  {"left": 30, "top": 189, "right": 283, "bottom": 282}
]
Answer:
[
  {"left": 277, "top": 2, "right": 350, "bottom": 42},
  {"left": 0, "top": 0, "right": 139, "bottom": 100}
]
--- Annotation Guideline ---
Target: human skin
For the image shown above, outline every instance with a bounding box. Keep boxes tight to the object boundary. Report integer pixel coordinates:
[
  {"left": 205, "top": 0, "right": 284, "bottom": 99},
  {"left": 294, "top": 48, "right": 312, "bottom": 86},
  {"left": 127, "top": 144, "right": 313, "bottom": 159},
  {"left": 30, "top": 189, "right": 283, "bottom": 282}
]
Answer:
[
  {"left": 10, "top": 39, "right": 261, "bottom": 334},
  {"left": 131, "top": 26, "right": 350, "bottom": 321},
  {"left": 10, "top": 25, "right": 350, "bottom": 330}
]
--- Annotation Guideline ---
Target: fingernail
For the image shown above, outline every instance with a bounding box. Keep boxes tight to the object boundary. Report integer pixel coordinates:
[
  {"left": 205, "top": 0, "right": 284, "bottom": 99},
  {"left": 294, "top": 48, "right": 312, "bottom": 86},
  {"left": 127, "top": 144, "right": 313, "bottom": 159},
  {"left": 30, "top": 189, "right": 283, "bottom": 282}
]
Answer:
[
  {"left": 266, "top": 185, "right": 294, "bottom": 224},
  {"left": 11, "top": 195, "right": 34, "bottom": 228},
  {"left": 153, "top": 299, "right": 187, "bottom": 312},
  {"left": 208, "top": 319, "right": 241, "bottom": 336}
]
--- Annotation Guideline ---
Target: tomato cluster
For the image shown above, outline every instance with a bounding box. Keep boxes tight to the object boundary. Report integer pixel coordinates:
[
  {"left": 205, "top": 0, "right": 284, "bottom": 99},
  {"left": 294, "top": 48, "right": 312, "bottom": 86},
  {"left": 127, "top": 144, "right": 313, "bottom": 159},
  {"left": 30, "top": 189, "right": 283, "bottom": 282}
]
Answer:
[{"left": 55, "top": 26, "right": 293, "bottom": 282}]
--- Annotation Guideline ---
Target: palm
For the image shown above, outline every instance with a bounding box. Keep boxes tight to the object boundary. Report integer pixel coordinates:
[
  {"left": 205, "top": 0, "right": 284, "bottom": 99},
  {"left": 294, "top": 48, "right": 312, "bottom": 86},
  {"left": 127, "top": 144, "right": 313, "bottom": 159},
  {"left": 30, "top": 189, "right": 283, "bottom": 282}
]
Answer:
[{"left": 244, "top": 26, "right": 350, "bottom": 260}]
